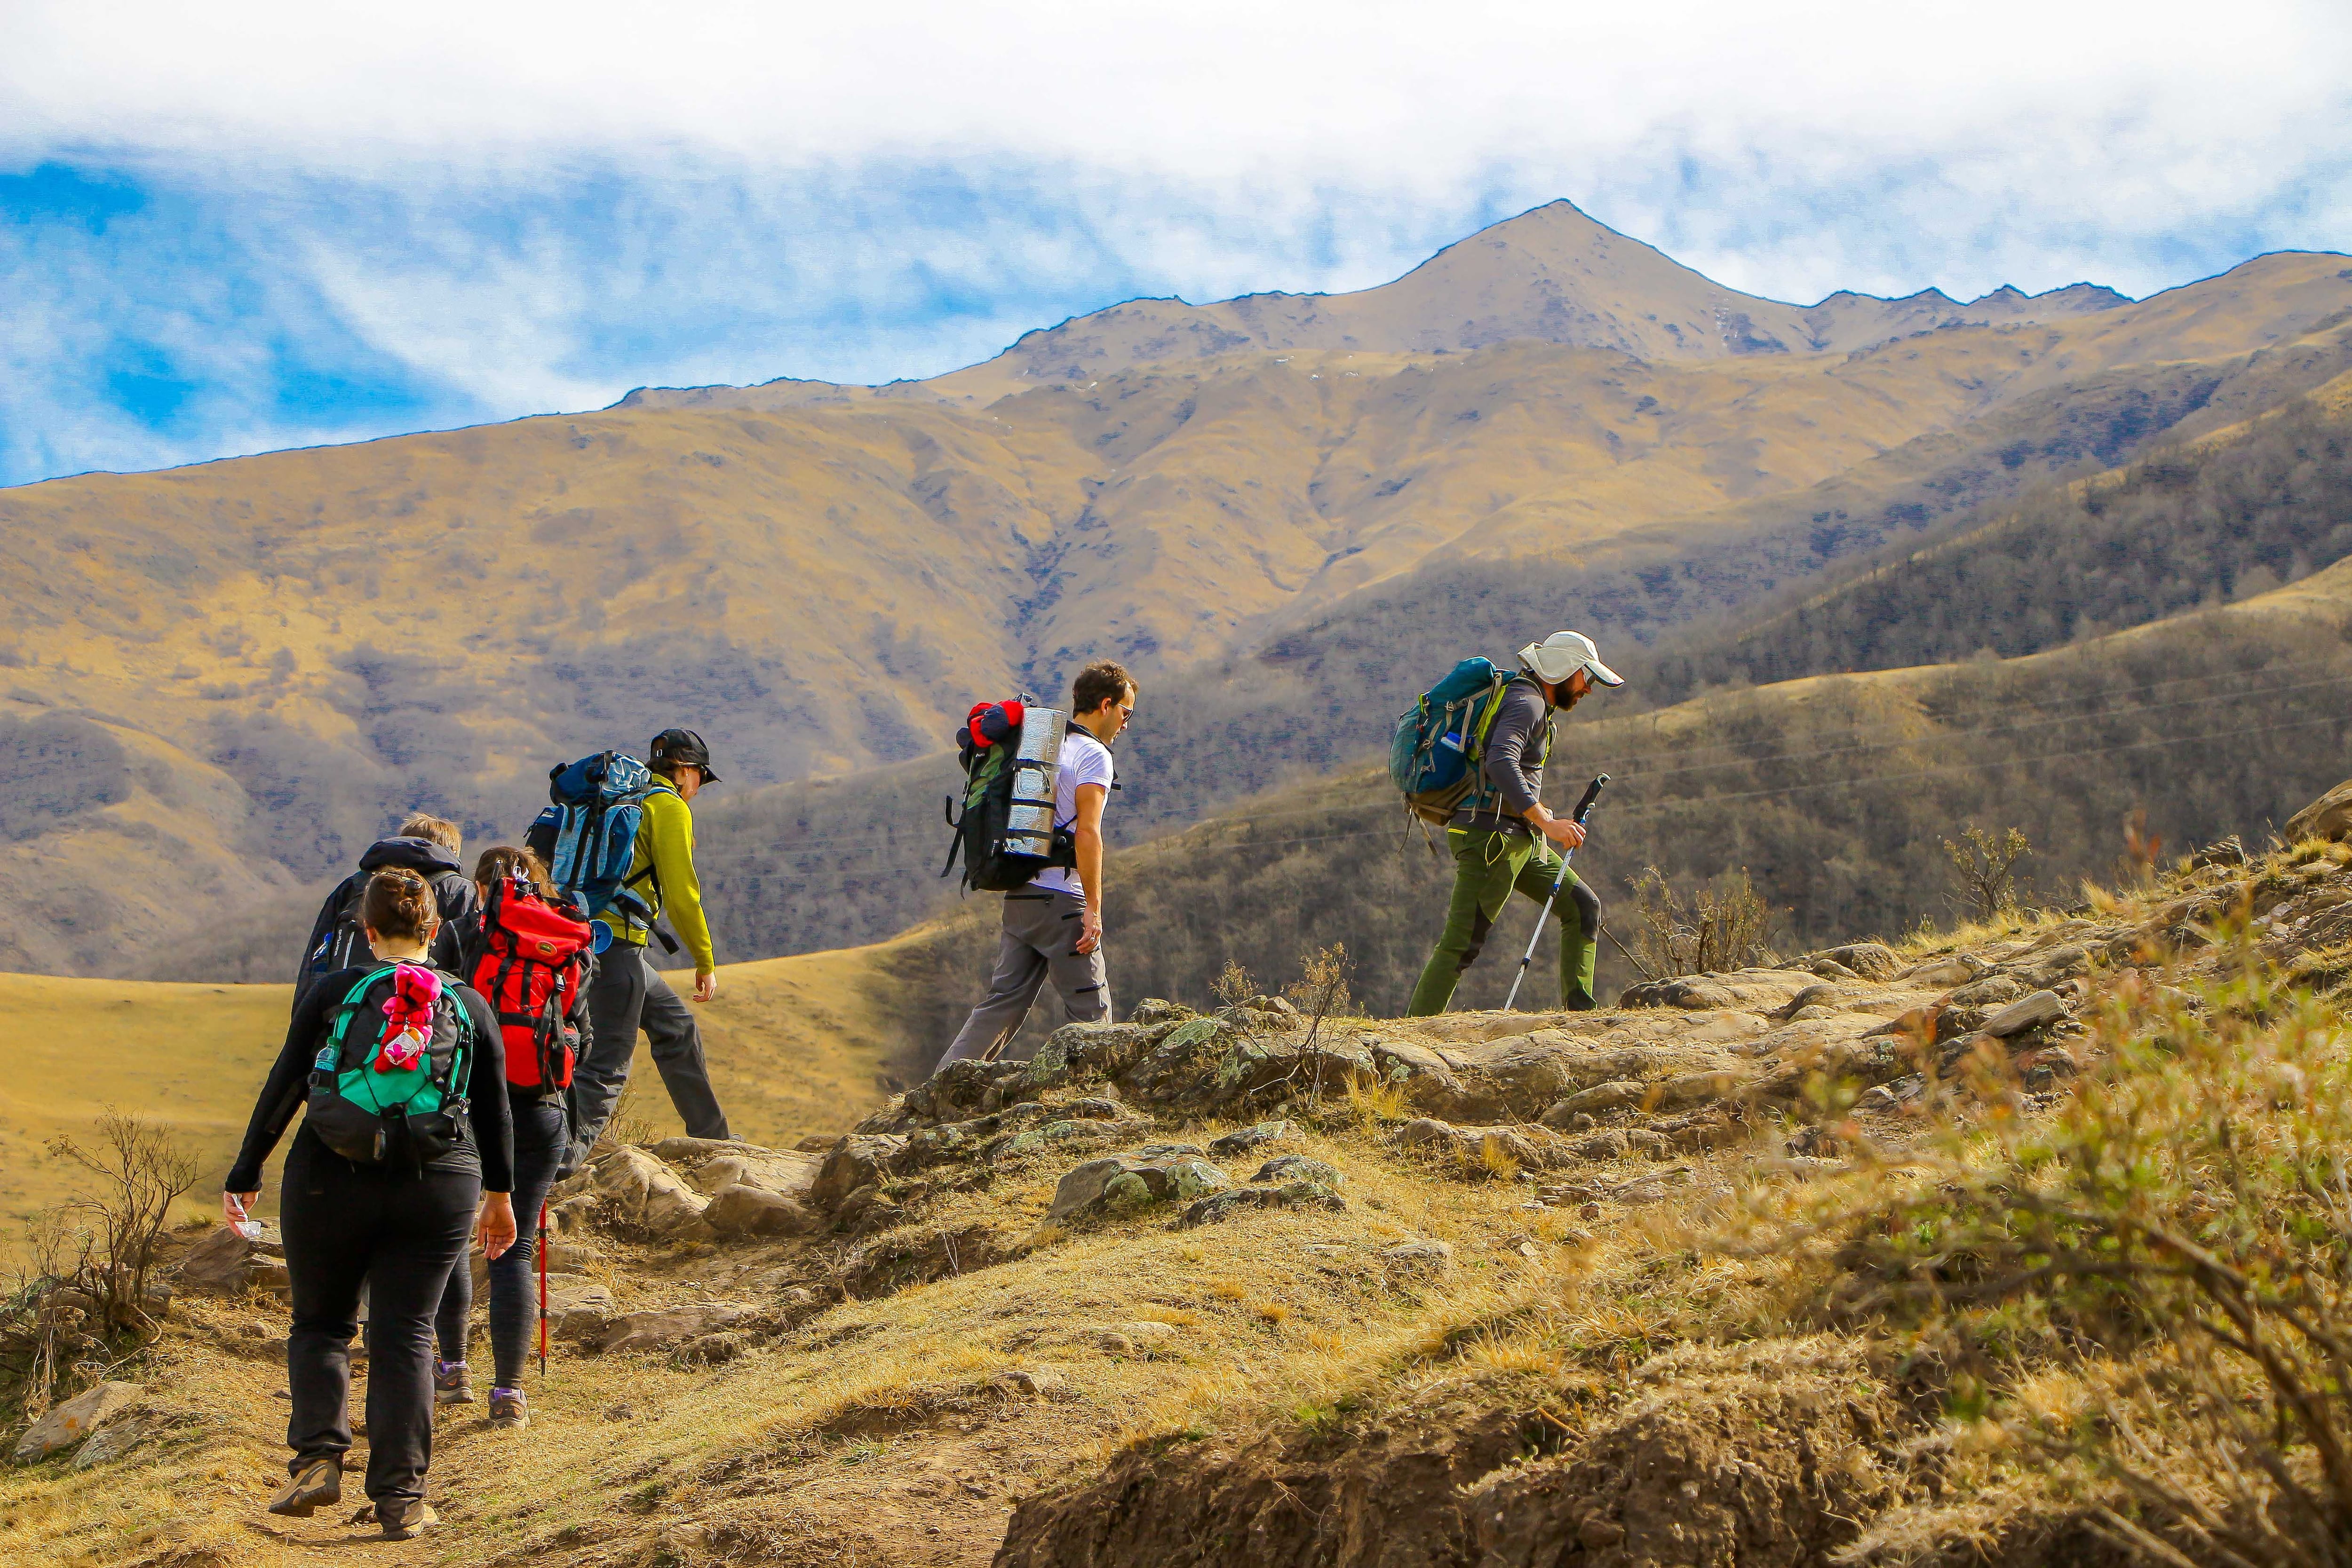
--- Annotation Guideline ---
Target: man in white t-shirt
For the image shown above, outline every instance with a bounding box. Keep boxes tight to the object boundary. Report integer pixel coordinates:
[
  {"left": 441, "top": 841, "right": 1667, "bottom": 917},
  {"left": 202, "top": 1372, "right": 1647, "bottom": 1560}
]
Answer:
[{"left": 935, "top": 660, "right": 1136, "bottom": 1069}]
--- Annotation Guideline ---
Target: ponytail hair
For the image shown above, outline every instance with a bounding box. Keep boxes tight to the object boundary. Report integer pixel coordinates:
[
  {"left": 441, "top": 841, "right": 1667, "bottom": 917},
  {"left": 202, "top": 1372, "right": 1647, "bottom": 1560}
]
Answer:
[
  {"left": 361, "top": 866, "right": 436, "bottom": 942},
  {"left": 472, "top": 845, "right": 555, "bottom": 899}
]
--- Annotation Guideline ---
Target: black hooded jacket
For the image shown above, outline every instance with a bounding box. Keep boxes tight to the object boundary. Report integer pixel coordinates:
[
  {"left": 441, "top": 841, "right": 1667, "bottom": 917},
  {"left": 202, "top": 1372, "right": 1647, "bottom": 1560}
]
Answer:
[{"left": 294, "top": 837, "right": 478, "bottom": 1006}]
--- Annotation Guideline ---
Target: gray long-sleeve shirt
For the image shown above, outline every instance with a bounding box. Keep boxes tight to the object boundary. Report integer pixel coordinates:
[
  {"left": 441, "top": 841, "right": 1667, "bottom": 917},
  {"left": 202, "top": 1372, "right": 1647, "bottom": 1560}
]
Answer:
[{"left": 1452, "top": 675, "right": 1554, "bottom": 830}]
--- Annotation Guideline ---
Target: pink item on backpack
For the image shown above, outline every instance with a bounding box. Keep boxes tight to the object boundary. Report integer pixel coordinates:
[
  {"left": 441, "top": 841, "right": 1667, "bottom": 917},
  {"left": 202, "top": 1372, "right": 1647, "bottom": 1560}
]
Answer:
[{"left": 373, "top": 964, "right": 442, "bottom": 1072}]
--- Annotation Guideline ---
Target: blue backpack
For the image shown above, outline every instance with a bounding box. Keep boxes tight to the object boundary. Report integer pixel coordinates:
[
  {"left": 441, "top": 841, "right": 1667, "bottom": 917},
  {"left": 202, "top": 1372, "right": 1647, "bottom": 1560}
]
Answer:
[
  {"left": 526, "top": 752, "right": 661, "bottom": 921},
  {"left": 1390, "top": 657, "right": 1519, "bottom": 825}
]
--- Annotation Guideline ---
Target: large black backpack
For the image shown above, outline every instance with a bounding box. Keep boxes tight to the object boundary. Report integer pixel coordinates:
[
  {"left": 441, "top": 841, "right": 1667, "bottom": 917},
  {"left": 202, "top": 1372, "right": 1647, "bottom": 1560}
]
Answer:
[
  {"left": 297, "top": 839, "right": 468, "bottom": 1005},
  {"left": 940, "top": 699, "right": 1078, "bottom": 893},
  {"left": 304, "top": 963, "right": 474, "bottom": 1171}
]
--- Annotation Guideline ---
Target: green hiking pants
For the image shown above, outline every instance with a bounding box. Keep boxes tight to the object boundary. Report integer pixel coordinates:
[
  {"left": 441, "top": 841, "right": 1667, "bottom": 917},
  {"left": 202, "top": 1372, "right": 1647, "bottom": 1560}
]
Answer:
[{"left": 1406, "top": 827, "right": 1599, "bottom": 1016}]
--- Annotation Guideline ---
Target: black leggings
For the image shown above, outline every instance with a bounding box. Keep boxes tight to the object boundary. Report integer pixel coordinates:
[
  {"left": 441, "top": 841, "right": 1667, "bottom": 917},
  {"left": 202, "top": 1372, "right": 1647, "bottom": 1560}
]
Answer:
[
  {"left": 433, "top": 1099, "right": 566, "bottom": 1387},
  {"left": 280, "top": 1134, "right": 477, "bottom": 1506}
]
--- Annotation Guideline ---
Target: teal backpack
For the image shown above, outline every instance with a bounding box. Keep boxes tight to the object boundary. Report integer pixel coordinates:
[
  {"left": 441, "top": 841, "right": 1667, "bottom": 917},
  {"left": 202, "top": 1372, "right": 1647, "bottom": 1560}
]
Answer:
[
  {"left": 304, "top": 964, "right": 473, "bottom": 1170},
  {"left": 1390, "top": 658, "right": 1537, "bottom": 824}
]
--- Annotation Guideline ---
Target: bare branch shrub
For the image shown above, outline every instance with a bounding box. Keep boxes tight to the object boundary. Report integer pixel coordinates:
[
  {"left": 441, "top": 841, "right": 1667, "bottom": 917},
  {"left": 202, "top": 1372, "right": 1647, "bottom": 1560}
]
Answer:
[
  {"left": 604, "top": 1082, "right": 660, "bottom": 1151},
  {"left": 1210, "top": 960, "right": 1256, "bottom": 1013},
  {"left": 1283, "top": 944, "right": 1352, "bottom": 1104},
  {"left": 1941, "top": 824, "right": 2033, "bottom": 922},
  {"left": 1626, "top": 866, "right": 1773, "bottom": 978},
  {"left": 1, "top": 1211, "right": 97, "bottom": 1420},
  {"left": 46, "top": 1110, "right": 201, "bottom": 1337}
]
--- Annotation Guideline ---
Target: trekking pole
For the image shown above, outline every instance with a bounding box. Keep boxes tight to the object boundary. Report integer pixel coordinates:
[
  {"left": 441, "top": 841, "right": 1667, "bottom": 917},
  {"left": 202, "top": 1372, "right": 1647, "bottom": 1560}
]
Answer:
[
  {"left": 537, "top": 1200, "right": 549, "bottom": 1379},
  {"left": 1502, "top": 774, "right": 1608, "bottom": 1013}
]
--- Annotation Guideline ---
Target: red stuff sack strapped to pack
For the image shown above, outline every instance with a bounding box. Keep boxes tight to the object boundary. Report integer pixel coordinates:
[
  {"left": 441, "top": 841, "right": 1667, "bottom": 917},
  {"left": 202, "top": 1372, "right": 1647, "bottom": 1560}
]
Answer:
[{"left": 469, "top": 874, "right": 593, "bottom": 1092}]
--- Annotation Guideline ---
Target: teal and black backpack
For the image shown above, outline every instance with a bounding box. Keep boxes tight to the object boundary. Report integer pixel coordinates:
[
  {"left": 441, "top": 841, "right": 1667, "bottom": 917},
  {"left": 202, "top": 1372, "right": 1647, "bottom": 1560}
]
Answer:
[
  {"left": 304, "top": 965, "right": 474, "bottom": 1170},
  {"left": 1390, "top": 658, "right": 1523, "bottom": 824}
]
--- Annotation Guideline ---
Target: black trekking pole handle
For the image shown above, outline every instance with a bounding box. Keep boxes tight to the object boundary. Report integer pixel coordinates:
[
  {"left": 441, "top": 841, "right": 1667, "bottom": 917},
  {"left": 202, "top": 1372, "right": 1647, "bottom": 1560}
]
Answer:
[
  {"left": 1503, "top": 774, "right": 1609, "bottom": 1012},
  {"left": 1570, "top": 773, "right": 1608, "bottom": 824}
]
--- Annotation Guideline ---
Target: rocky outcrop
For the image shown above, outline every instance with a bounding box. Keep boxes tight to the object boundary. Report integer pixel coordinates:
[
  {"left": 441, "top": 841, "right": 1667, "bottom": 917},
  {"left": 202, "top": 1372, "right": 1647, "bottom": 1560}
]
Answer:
[{"left": 584, "top": 1147, "right": 714, "bottom": 1240}]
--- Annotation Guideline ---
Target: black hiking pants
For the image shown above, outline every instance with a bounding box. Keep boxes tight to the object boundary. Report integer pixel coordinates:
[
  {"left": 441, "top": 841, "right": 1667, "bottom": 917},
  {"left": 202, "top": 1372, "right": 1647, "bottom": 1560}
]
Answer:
[
  {"left": 432, "top": 1097, "right": 567, "bottom": 1388},
  {"left": 572, "top": 944, "right": 730, "bottom": 1164},
  {"left": 280, "top": 1134, "right": 477, "bottom": 1507}
]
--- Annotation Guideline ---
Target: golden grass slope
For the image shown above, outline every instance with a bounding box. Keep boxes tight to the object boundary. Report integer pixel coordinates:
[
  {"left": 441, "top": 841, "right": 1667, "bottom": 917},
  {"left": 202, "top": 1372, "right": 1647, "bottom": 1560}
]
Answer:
[{"left": 0, "top": 936, "right": 944, "bottom": 1245}]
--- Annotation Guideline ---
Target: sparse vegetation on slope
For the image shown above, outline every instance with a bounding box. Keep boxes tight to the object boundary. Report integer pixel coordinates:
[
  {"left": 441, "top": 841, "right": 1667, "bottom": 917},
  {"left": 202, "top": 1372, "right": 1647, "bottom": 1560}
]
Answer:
[{"left": 13, "top": 783, "right": 2352, "bottom": 1568}]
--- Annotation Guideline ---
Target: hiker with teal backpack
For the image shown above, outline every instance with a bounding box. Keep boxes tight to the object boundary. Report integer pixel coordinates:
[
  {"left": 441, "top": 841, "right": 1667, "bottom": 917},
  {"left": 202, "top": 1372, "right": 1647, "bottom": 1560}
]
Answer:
[
  {"left": 530, "top": 728, "right": 732, "bottom": 1171},
  {"left": 1398, "top": 631, "right": 1622, "bottom": 1015},
  {"left": 225, "top": 867, "right": 516, "bottom": 1542}
]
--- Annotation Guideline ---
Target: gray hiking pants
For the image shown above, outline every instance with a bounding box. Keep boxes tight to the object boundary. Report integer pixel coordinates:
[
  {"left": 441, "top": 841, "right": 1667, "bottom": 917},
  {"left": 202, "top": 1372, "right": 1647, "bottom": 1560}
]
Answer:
[
  {"left": 571, "top": 944, "right": 731, "bottom": 1163},
  {"left": 935, "top": 889, "right": 1112, "bottom": 1071}
]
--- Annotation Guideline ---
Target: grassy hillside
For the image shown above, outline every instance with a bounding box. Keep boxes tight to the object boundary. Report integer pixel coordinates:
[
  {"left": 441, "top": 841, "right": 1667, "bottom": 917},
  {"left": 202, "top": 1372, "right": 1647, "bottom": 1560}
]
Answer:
[
  {"left": 1644, "top": 370, "right": 2352, "bottom": 697},
  {"left": 8, "top": 204, "right": 2349, "bottom": 977},
  {"left": 0, "top": 939, "right": 946, "bottom": 1247}
]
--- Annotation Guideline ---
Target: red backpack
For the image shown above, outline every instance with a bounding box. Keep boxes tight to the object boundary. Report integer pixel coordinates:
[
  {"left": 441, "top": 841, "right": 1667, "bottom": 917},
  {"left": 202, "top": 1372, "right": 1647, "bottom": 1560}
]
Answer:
[{"left": 468, "top": 876, "right": 593, "bottom": 1092}]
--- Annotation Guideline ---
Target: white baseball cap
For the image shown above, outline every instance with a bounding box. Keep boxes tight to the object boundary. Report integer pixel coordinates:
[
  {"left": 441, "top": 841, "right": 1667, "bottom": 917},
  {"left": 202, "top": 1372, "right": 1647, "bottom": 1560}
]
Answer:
[{"left": 1517, "top": 630, "right": 1623, "bottom": 688}]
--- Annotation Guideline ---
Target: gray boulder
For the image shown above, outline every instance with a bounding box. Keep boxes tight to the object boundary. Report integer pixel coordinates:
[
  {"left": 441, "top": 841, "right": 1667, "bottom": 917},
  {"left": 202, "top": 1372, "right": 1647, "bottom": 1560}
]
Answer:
[
  {"left": 1252, "top": 1155, "right": 1342, "bottom": 1187},
  {"left": 1618, "top": 976, "right": 1738, "bottom": 1011},
  {"left": 1544, "top": 1078, "right": 1648, "bottom": 1121},
  {"left": 811, "top": 1134, "right": 908, "bottom": 1211},
  {"left": 1983, "top": 990, "right": 2068, "bottom": 1038},
  {"left": 1179, "top": 1182, "right": 1347, "bottom": 1227},
  {"left": 13, "top": 1381, "right": 142, "bottom": 1464},
  {"left": 1044, "top": 1155, "right": 1229, "bottom": 1225},
  {"left": 175, "top": 1222, "right": 288, "bottom": 1298},
  {"left": 1207, "top": 1122, "right": 1293, "bottom": 1158},
  {"left": 591, "top": 1148, "right": 713, "bottom": 1238},
  {"left": 544, "top": 1275, "right": 619, "bottom": 1340},
  {"left": 595, "top": 1302, "right": 748, "bottom": 1355},
  {"left": 703, "top": 1183, "right": 821, "bottom": 1238},
  {"left": 682, "top": 1148, "right": 823, "bottom": 1200},
  {"left": 1810, "top": 942, "right": 1901, "bottom": 981},
  {"left": 2287, "top": 779, "right": 2352, "bottom": 843}
]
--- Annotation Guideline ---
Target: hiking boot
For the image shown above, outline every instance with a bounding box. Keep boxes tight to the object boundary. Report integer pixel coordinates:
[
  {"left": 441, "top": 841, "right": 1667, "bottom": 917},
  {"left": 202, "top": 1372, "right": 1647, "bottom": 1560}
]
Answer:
[
  {"left": 433, "top": 1360, "right": 475, "bottom": 1403},
  {"left": 376, "top": 1498, "right": 437, "bottom": 1541},
  {"left": 488, "top": 1386, "right": 528, "bottom": 1429},
  {"left": 268, "top": 1457, "right": 342, "bottom": 1517}
]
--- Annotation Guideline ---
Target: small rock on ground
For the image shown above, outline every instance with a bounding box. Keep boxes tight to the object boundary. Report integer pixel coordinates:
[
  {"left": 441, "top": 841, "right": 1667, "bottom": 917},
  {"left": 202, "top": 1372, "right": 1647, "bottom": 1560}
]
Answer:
[
  {"left": 14, "top": 1381, "right": 143, "bottom": 1463},
  {"left": 1206, "top": 1122, "right": 1292, "bottom": 1158}
]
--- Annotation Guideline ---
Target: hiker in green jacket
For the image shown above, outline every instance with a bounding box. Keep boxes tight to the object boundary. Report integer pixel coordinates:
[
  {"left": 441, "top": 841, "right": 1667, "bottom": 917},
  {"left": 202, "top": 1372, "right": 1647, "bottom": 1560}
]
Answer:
[
  {"left": 1407, "top": 631, "right": 1622, "bottom": 1016},
  {"left": 568, "top": 728, "right": 733, "bottom": 1168}
]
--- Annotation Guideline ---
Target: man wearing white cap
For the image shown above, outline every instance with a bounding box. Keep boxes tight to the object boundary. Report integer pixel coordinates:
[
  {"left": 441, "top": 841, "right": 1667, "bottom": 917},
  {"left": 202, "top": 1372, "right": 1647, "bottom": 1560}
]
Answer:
[{"left": 1406, "top": 630, "right": 1622, "bottom": 1015}]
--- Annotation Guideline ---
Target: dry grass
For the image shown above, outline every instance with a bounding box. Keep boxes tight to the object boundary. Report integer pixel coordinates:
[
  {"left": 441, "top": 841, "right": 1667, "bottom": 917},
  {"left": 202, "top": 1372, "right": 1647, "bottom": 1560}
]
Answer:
[{"left": 0, "top": 1108, "right": 1674, "bottom": 1567}]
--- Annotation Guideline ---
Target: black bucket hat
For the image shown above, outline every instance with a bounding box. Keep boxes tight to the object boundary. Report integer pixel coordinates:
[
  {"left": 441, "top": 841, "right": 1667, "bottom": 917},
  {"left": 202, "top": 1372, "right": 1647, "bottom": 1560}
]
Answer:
[{"left": 650, "top": 728, "right": 720, "bottom": 784}]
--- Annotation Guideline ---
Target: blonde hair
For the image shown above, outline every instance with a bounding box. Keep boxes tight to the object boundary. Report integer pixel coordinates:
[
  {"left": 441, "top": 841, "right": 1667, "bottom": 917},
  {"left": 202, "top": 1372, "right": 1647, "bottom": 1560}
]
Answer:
[{"left": 397, "top": 813, "right": 462, "bottom": 852}]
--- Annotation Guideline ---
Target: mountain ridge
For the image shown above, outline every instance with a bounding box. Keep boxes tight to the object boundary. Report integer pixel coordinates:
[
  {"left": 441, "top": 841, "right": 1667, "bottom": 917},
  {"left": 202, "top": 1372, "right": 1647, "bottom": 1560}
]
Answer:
[
  {"left": 617, "top": 200, "right": 2151, "bottom": 414},
  {"left": 6, "top": 209, "right": 2350, "bottom": 976}
]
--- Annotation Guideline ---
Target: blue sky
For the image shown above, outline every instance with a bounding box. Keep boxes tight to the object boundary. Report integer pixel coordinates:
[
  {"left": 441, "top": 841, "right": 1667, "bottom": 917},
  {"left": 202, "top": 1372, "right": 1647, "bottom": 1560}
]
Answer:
[{"left": 4, "top": 0, "right": 2348, "bottom": 489}]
